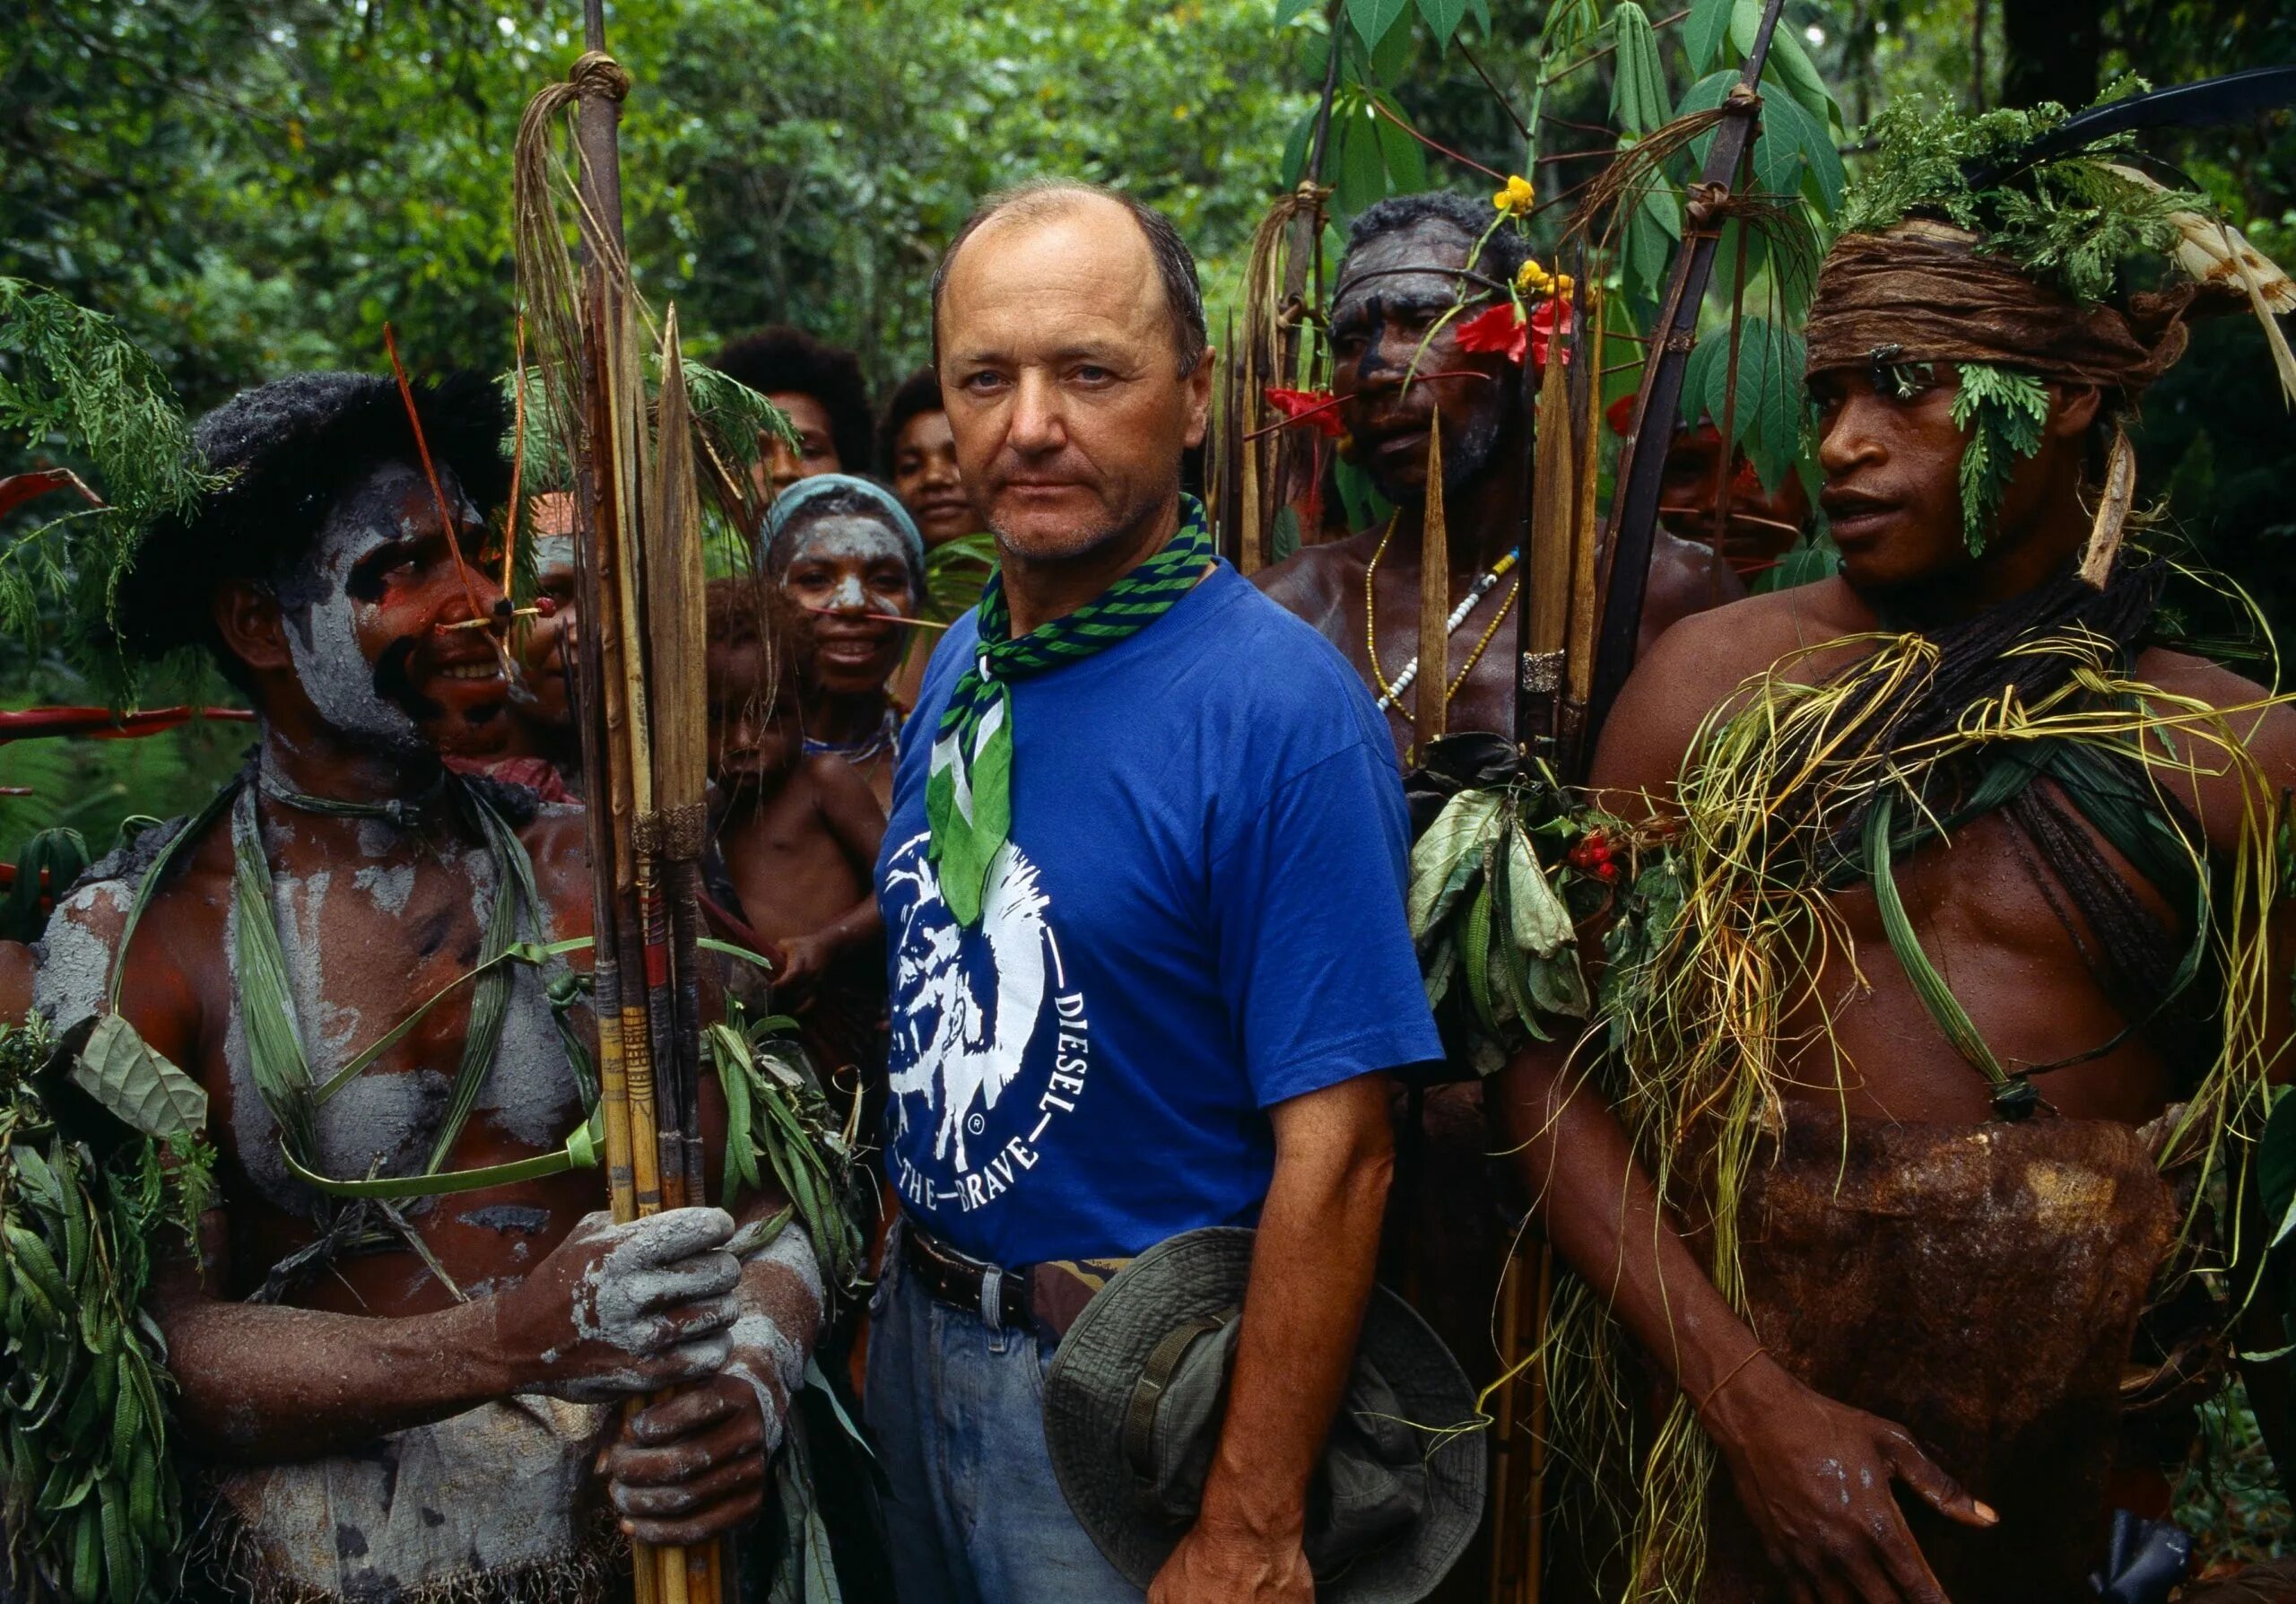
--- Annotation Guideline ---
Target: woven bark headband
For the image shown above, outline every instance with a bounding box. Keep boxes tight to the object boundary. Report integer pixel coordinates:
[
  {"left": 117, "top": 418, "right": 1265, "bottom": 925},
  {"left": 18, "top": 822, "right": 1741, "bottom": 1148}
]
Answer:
[{"left": 1803, "top": 221, "right": 2197, "bottom": 398}]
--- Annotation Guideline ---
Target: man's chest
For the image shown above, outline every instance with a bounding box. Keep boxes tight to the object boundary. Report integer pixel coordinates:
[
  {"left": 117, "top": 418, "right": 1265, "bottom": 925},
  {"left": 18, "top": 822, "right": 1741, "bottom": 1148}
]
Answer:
[
  {"left": 186, "top": 851, "right": 583, "bottom": 1208},
  {"left": 1367, "top": 562, "right": 1520, "bottom": 749}
]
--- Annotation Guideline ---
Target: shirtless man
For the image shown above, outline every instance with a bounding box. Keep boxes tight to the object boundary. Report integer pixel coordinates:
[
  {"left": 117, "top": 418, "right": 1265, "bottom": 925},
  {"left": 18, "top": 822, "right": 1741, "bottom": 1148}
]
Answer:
[
  {"left": 1257, "top": 191, "right": 1735, "bottom": 754},
  {"left": 704, "top": 577, "right": 885, "bottom": 1001},
  {"left": 32, "top": 372, "right": 824, "bottom": 1600},
  {"left": 1497, "top": 127, "right": 2296, "bottom": 1602}
]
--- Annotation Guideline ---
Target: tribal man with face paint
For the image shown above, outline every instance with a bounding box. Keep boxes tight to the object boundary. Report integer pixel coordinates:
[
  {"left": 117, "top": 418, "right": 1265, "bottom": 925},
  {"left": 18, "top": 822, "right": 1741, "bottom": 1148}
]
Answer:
[
  {"left": 30, "top": 372, "right": 827, "bottom": 1602},
  {"left": 1252, "top": 197, "right": 1748, "bottom": 1580},
  {"left": 1258, "top": 191, "right": 1738, "bottom": 756}
]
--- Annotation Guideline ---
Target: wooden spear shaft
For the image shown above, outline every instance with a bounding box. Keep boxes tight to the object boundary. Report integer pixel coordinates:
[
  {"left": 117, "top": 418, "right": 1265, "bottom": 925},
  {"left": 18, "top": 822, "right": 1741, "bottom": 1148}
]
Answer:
[
  {"left": 570, "top": 5, "right": 713, "bottom": 1599},
  {"left": 1578, "top": 0, "right": 1788, "bottom": 763}
]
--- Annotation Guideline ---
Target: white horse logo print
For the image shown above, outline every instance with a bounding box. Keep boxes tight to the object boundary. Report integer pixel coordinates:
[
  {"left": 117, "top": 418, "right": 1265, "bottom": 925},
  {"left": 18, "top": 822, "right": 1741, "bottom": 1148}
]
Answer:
[{"left": 883, "top": 833, "right": 1056, "bottom": 1179}]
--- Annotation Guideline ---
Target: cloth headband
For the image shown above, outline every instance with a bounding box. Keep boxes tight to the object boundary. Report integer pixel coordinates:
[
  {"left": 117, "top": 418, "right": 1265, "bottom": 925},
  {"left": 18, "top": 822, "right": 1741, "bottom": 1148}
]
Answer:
[
  {"left": 1803, "top": 222, "right": 2196, "bottom": 397},
  {"left": 758, "top": 472, "right": 926, "bottom": 580}
]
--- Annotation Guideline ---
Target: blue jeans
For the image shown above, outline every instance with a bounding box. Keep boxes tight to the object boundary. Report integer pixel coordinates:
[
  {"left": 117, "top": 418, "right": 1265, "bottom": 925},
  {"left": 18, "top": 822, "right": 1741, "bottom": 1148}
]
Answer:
[{"left": 864, "top": 1238, "right": 1143, "bottom": 1604}]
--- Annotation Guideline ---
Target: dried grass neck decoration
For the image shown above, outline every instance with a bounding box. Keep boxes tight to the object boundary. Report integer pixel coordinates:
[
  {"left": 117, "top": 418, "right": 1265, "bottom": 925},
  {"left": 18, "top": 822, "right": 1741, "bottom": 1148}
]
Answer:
[{"left": 1806, "top": 87, "right": 2296, "bottom": 560}]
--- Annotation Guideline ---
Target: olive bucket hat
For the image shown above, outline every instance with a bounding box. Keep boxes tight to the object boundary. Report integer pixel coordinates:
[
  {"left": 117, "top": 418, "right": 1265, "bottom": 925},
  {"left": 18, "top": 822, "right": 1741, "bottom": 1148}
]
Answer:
[{"left": 1042, "top": 1227, "right": 1486, "bottom": 1602}]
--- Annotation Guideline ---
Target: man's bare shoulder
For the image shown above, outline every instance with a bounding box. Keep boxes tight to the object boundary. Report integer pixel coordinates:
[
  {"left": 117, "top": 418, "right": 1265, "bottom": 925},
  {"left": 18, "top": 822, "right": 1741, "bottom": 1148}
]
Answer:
[
  {"left": 2133, "top": 645, "right": 2296, "bottom": 789},
  {"left": 1591, "top": 579, "right": 1870, "bottom": 798},
  {"left": 517, "top": 804, "right": 596, "bottom": 932},
  {"left": 1253, "top": 528, "right": 1378, "bottom": 611},
  {"left": 33, "top": 812, "right": 230, "bottom": 1032},
  {"left": 1641, "top": 577, "right": 1871, "bottom": 694}
]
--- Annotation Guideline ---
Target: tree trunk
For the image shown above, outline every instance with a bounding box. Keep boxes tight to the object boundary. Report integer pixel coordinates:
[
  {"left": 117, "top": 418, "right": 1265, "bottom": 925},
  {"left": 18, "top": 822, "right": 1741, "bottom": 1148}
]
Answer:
[{"left": 2001, "top": 0, "right": 2103, "bottom": 114}]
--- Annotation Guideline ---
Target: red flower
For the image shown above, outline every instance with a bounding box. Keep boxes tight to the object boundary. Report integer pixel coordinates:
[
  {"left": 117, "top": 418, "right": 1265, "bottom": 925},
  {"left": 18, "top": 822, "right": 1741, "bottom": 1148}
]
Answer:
[
  {"left": 1455, "top": 300, "right": 1575, "bottom": 374},
  {"left": 1455, "top": 301, "right": 1528, "bottom": 365},
  {"left": 1527, "top": 298, "right": 1572, "bottom": 373},
  {"left": 1263, "top": 387, "right": 1345, "bottom": 438}
]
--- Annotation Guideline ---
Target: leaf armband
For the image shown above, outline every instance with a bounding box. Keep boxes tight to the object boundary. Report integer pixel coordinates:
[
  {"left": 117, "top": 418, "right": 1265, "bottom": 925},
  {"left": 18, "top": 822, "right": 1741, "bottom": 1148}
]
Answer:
[{"left": 1406, "top": 780, "right": 1615, "bottom": 1074}]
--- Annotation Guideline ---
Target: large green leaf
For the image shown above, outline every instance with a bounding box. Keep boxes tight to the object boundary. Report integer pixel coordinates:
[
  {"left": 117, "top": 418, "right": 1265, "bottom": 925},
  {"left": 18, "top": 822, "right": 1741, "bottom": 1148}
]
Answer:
[
  {"left": 1685, "top": 0, "right": 1735, "bottom": 73},
  {"left": 1416, "top": 0, "right": 1468, "bottom": 46},
  {"left": 70, "top": 1015, "right": 206, "bottom": 1140},
  {"left": 1370, "top": 94, "right": 1429, "bottom": 194},
  {"left": 1275, "top": 0, "right": 1322, "bottom": 27},
  {"left": 1348, "top": 0, "right": 1411, "bottom": 50},
  {"left": 1681, "top": 326, "right": 1727, "bottom": 430},
  {"left": 2265, "top": 1085, "right": 2296, "bottom": 1251},
  {"left": 1281, "top": 104, "right": 1318, "bottom": 187},
  {"left": 1336, "top": 111, "right": 1389, "bottom": 221},
  {"left": 1760, "top": 85, "right": 1845, "bottom": 214},
  {"left": 1506, "top": 824, "right": 1576, "bottom": 957},
  {"left": 1608, "top": 3, "right": 1670, "bottom": 136},
  {"left": 1761, "top": 23, "right": 1838, "bottom": 127},
  {"left": 1408, "top": 789, "right": 1506, "bottom": 936}
]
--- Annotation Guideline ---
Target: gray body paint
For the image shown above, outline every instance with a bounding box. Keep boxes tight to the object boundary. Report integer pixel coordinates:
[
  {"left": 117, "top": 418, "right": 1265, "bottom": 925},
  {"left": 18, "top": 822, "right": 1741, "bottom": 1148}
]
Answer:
[
  {"left": 539, "top": 1208, "right": 741, "bottom": 1402},
  {"left": 715, "top": 1227, "right": 823, "bottom": 1460},
  {"left": 211, "top": 1395, "right": 615, "bottom": 1598},
  {"left": 222, "top": 813, "right": 581, "bottom": 1215}
]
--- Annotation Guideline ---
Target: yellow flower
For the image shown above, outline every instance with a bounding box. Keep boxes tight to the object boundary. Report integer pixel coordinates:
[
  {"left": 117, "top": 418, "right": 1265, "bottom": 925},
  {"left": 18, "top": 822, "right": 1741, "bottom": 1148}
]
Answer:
[
  {"left": 1553, "top": 272, "right": 1574, "bottom": 298},
  {"left": 1492, "top": 174, "right": 1535, "bottom": 216},
  {"left": 1516, "top": 258, "right": 1554, "bottom": 295}
]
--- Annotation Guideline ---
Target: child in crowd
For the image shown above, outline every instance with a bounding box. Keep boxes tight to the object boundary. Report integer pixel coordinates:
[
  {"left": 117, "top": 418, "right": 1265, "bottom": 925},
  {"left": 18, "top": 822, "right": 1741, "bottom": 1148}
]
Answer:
[{"left": 704, "top": 576, "right": 886, "bottom": 1012}]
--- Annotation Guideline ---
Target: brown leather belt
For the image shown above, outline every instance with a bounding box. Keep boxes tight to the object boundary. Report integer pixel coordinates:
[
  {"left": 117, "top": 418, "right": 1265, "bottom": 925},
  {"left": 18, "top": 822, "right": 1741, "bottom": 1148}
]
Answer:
[{"left": 900, "top": 1223, "right": 1036, "bottom": 1332}]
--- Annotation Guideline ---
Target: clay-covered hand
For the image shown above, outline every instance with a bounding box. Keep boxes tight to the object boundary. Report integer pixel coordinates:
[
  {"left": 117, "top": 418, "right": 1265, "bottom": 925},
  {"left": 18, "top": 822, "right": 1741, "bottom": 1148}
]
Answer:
[
  {"left": 599, "top": 1374, "right": 775, "bottom": 1547},
  {"left": 1146, "top": 1517, "right": 1313, "bottom": 1604},
  {"left": 497, "top": 1207, "right": 742, "bottom": 1403},
  {"left": 1701, "top": 1355, "right": 1996, "bottom": 1604}
]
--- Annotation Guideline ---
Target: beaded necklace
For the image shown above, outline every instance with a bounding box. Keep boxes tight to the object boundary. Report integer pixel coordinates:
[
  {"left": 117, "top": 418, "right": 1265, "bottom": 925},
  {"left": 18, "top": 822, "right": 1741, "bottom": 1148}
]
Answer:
[{"left": 1362, "top": 514, "right": 1522, "bottom": 719}]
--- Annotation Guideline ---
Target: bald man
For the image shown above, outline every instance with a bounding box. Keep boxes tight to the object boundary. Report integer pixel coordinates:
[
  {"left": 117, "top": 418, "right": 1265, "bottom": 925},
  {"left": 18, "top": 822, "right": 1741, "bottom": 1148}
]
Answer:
[{"left": 865, "top": 181, "right": 1445, "bottom": 1603}]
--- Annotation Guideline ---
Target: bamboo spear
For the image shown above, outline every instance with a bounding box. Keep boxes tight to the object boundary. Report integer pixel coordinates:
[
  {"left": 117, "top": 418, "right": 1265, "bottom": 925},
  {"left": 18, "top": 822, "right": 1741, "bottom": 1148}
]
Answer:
[{"left": 566, "top": 5, "right": 718, "bottom": 1599}]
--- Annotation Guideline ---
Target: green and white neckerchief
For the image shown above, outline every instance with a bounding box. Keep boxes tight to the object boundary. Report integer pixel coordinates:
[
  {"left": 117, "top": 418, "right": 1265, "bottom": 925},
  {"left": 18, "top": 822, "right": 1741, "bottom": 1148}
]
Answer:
[{"left": 926, "top": 495, "right": 1213, "bottom": 925}]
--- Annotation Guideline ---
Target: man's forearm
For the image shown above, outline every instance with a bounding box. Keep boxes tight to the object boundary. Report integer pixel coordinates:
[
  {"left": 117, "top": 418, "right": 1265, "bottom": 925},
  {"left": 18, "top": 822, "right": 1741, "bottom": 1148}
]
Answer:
[
  {"left": 158, "top": 1276, "right": 520, "bottom": 1462},
  {"left": 1196, "top": 1076, "right": 1393, "bottom": 1539},
  {"left": 1494, "top": 1043, "right": 1761, "bottom": 1403}
]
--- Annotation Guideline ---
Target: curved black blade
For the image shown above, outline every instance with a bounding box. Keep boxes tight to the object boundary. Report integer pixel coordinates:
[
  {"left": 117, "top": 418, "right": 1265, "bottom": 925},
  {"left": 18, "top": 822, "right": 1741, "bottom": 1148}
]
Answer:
[{"left": 1963, "top": 65, "right": 2296, "bottom": 188}]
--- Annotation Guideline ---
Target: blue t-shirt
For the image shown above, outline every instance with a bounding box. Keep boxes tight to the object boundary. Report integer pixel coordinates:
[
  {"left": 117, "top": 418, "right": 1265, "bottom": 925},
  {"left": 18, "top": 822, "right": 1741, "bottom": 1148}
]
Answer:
[{"left": 877, "top": 561, "right": 1441, "bottom": 1266}]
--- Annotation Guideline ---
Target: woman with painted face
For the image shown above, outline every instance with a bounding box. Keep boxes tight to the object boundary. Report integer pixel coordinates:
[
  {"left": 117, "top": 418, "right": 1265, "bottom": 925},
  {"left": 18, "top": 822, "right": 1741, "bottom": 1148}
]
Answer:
[{"left": 758, "top": 475, "right": 926, "bottom": 808}]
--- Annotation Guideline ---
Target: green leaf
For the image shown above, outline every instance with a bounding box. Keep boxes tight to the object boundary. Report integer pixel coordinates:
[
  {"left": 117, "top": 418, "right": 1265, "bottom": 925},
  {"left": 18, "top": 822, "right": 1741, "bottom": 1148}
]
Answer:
[
  {"left": 1275, "top": 0, "right": 1321, "bottom": 27},
  {"left": 1281, "top": 106, "right": 1318, "bottom": 187},
  {"left": 1416, "top": 0, "right": 1468, "bottom": 45},
  {"left": 2263, "top": 1085, "right": 2296, "bottom": 1251},
  {"left": 1761, "top": 23, "right": 1837, "bottom": 127},
  {"left": 1608, "top": 3, "right": 1671, "bottom": 137},
  {"left": 1407, "top": 789, "right": 1506, "bottom": 937},
  {"left": 1348, "top": 0, "right": 1411, "bottom": 50},
  {"left": 1685, "top": 0, "right": 1735, "bottom": 73},
  {"left": 1335, "top": 113, "right": 1389, "bottom": 222},
  {"left": 1681, "top": 327, "right": 1726, "bottom": 430},
  {"left": 1760, "top": 84, "right": 1845, "bottom": 215},
  {"left": 1465, "top": 0, "right": 1492, "bottom": 31},
  {"left": 1506, "top": 824, "right": 1576, "bottom": 957},
  {"left": 1370, "top": 95, "right": 1428, "bottom": 193},
  {"left": 69, "top": 1015, "right": 207, "bottom": 1140}
]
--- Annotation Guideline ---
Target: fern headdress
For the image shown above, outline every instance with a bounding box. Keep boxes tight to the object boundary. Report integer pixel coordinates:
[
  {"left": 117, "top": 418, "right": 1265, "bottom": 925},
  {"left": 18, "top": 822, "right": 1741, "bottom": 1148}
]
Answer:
[{"left": 1805, "top": 91, "right": 2296, "bottom": 562}]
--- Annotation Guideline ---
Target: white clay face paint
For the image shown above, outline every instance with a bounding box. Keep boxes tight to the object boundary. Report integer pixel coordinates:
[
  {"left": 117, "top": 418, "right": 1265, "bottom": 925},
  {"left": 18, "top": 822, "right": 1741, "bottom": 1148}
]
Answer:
[
  {"left": 276, "top": 460, "right": 462, "bottom": 755},
  {"left": 531, "top": 534, "right": 577, "bottom": 586},
  {"left": 785, "top": 514, "right": 920, "bottom": 612}
]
